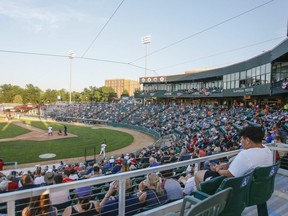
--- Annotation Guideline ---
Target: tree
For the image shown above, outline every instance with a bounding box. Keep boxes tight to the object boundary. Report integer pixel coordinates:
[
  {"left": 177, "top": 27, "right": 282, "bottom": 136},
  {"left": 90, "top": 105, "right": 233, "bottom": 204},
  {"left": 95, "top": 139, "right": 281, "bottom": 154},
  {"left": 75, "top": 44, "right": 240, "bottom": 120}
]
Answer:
[
  {"left": 42, "top": 89, "right": 58, "bottom": 103},
  {"left": 98, "top": 86, "right": 117, "bottom": 102},
  {"left": 13, "top": 95, "right": 23, "bottom": 103},
  {"left": 134, "top": 88, "right": 141, "bottom": 98},
  {"left": 0, "top": 84, "right": 23, "bottom": 103},
  {"left": 121, "top": 89, "right": 129, "bottom": 97},
  {"left": 22, "top": 84, "right": 42, "bottom": 104}
]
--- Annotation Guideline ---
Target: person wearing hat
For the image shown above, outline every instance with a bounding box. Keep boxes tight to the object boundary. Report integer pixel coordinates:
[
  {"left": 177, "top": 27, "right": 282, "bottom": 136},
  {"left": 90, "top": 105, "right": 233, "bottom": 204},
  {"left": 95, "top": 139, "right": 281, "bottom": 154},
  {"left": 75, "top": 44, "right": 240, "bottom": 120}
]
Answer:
[
  {"left": 44, "top": 169, "right": 55, "bottom": 185},
  {"left": 111, "top": 159, "right": 122, "bottom": 174},
  {"left": 62, "top": 186, "right": 100, "bottom": 216},
  {"left": 129, "top": 158, "right": 138, "bottom": 171}
]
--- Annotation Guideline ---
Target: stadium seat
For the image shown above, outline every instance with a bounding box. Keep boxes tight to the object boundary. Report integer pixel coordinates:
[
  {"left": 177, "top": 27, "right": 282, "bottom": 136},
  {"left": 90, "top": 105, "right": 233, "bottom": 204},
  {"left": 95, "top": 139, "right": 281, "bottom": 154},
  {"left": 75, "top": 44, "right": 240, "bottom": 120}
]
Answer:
[
  {"left": 166, "top": 187, "right": 232, "bottom": 216},
  {"left": 194, "top": 171, "right": 253, "bottom": 216},
  {"left": 246, "top": 162, "right": 280, "bottom": 216}
]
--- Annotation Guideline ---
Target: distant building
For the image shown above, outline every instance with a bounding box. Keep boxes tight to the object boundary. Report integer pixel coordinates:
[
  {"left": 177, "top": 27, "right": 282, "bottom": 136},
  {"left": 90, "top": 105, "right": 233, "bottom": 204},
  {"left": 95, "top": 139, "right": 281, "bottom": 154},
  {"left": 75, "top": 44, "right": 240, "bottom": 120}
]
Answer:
[{"left": 105, "top": 79, "right": 140, "bottom": 98}]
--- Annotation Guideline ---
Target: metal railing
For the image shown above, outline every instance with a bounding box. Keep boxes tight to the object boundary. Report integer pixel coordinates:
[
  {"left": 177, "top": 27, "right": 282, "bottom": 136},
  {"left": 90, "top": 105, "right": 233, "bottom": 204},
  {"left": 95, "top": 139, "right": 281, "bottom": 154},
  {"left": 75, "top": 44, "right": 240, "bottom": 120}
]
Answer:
[
  {"left": 0, "top": 150, "right": 240, "bottom": 215},
  {"left": 1, "top": 146, "right": 286, "bottom": 216}
]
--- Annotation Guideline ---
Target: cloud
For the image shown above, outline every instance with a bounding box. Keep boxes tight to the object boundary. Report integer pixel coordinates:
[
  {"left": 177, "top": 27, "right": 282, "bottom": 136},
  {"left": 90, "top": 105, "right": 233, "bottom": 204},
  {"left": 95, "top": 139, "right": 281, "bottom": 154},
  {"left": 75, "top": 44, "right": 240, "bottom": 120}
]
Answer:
[{"left": 0, "top": 1, "right": 96, "bottom": 33}]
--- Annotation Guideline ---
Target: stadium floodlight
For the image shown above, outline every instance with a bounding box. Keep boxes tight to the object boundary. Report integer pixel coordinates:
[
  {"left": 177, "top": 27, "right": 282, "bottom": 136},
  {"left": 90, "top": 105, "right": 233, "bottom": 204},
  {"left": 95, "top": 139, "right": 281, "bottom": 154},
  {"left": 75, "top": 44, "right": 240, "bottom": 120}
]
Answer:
[
  {"left": 68, "top": 51, "right": 75, "bottom": 104},
  {"left": 141, "top": 35, "right": 151, "bottom": 77}
]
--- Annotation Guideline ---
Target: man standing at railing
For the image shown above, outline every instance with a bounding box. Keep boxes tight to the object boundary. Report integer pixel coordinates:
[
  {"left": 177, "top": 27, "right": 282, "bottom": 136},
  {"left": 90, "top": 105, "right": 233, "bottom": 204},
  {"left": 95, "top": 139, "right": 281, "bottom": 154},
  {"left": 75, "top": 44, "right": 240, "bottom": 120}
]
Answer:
[{"left": 195, "top": 126, "right": 273, "bottom": 187}]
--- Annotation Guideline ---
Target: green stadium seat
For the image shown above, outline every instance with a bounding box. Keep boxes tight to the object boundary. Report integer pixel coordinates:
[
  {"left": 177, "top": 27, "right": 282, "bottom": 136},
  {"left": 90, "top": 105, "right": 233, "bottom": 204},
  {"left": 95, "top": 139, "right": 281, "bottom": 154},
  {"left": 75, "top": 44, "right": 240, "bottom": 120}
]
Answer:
[
  {"left": 194, "top": 171, "right": 253, "bottom": 216},
  {"left": 246, "top": 162, "right": 280, "bottom": 216},
  {"left": 166, "top": 187, "right": 232, "bottom": 216}
]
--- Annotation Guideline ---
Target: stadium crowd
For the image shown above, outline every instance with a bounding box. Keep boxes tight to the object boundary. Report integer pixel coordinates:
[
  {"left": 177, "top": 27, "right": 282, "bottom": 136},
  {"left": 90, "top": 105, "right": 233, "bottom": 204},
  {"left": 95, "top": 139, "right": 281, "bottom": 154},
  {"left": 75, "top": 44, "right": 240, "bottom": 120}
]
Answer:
[{"left": 1, "top": 102, "right": 288, "bottom": 215}]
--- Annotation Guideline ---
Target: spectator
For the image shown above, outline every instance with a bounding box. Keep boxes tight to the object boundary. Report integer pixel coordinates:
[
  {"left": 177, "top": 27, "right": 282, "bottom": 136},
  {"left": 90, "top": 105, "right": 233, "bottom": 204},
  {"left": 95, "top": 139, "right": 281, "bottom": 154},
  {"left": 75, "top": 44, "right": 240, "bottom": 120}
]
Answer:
[
  {"left": 22, "top": 192, "right": 57, "bottom": 216},
  {"left": 62, "top": 186, "right": 100, "bottom": 216},
  {"left": 0, "top": 159, "right": 4, "bottom": 171},
  {"left": 137, "top": 173, "right": 166, "bottom": 207},
  {"left": 195, "top": 126, "right": 273, "bottom": 187},
  {"left": 160, "top": 169, "right": 183, "bottom": 201},
  {"left": 99, "top": 179, "right": 140, "bottom": 216},
  {"left": 50, "top": 174, "right": 71, "bottom": 206},
  {"left": 178, "top": 171, "right": 196, "bottom": 195},
  {"left": 149, "top": 157, "right": 159, "bottom": 167}
]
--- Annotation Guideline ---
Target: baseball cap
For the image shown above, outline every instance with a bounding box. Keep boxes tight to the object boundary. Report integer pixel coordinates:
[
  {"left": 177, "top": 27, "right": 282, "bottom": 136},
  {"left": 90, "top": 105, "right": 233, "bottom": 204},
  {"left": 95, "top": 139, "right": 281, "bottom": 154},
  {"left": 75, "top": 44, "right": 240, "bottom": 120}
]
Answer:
[{"left": 76, "top": 186, "right": 92, "bottom": 198}]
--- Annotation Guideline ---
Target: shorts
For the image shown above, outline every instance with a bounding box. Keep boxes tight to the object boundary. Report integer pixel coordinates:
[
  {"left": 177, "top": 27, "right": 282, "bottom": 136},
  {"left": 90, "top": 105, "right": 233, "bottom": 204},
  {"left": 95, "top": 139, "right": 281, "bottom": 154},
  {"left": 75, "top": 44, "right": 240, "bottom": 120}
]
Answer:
[{"left": 203, "top": 170, "right": 220, "bottom": 181}]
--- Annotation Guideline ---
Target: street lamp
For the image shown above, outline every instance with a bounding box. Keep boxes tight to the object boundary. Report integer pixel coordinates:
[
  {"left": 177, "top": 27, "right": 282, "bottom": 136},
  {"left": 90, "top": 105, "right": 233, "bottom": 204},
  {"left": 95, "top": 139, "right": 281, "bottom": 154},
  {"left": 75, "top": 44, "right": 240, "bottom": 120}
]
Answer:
[
  {"left": 68, "top": 51, "right": 75, "bottom": 104},
  {"left": 141, "top": 35, "right": 151, "bottom": 77}
]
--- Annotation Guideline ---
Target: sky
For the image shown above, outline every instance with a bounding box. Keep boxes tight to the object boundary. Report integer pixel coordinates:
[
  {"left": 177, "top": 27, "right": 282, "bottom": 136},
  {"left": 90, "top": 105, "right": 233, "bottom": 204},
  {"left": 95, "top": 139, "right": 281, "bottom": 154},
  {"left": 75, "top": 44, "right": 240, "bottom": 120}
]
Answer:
[{"left": 0, "top": 0, "right": 287, "bottom": 92}]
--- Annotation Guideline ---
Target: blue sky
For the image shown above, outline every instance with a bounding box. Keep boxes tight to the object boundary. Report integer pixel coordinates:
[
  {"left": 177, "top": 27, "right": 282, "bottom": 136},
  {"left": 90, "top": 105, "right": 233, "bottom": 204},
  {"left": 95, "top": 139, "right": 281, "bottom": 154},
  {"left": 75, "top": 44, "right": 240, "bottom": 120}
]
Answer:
[{"left": 0, "top": 0, "right": 287, "bottom": 92}]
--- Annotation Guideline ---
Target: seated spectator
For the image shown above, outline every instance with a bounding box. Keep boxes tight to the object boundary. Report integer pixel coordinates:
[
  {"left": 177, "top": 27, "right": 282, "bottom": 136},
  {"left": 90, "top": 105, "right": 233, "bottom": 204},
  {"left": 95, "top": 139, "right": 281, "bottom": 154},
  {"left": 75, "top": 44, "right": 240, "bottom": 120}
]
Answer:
[
  {"left": 62, "top": 186, "right": 100, "bottom": 216},
  {"left": 160, "top": 169, "right": 183, "bottom": 201},
  {"left": 0, "top": 178, "right": 8, "bottom": 193},
  {"left": 50, "top": 174, "right": 71, "bottom": 205},
  {"left": 44, "top": 169, "right": 55, "bottom": 185},
  {"left": 98, "top": 179, "right": 140, "bottom": 216},
  {"left": 69, "top": 168, "right": 79, "bottom": 180},
  {"left": 62, "top": 170, "right": 74, "bottom": 183},
  {"left": 178, "top": 171, "right": 196, "bottom": 195},
  {"left": 149, "top": 157, "right": 159, "bottom": 167},
  {"left": 22, "top": 192, "right": 57, "bottom": 216},
  {"left": 7, "top": 174, "right": 18, "bottom": 191},
  {"left": 34, "top": 167, "right": 45, "bottom": 185},
  {"left": 129, "top": 159, "right": 138, "bottom": 170},
  {"left": 112, "top": 159, "right": 122, "bottom": 174},
  {"left": 137, "top": 173, "right": 167, "bottom": 207},
  {"left": 16, "top": 174, "right": 40, "bottom": 216}
]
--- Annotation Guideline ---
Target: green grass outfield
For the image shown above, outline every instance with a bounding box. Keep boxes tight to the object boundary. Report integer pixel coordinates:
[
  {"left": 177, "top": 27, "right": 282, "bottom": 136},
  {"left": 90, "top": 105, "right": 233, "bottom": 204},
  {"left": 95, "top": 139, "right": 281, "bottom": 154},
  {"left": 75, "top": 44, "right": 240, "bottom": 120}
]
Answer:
[{"left": 0, "top": 121, "right": 133, "bottom": 164}]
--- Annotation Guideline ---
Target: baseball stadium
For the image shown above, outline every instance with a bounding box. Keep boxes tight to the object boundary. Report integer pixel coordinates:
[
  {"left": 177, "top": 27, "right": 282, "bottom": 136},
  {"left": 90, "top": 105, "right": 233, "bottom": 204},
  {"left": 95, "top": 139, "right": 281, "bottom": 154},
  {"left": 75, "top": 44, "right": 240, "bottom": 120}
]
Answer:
[{"left": 0, "top": 37, "right": 288, "bottom": 215}]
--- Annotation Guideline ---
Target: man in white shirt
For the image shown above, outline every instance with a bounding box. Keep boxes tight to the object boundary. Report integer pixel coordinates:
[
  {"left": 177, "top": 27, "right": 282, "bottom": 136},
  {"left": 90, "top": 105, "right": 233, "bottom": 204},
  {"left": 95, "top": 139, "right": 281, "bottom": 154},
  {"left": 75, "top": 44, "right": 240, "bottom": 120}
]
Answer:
[{"left": 195, "top": 126, "right": 273, "bottom": 187}]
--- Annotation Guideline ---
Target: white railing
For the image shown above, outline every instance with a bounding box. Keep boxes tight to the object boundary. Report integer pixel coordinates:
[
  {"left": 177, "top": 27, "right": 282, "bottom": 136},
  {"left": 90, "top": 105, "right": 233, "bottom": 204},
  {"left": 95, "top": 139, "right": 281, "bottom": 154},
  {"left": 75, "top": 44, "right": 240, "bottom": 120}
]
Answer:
[
  {"left": 2, "top": 146, "right": 286, "bottom": 216},
  {"left": 0, "top": 150, "right": 240, "bottom": 215}
]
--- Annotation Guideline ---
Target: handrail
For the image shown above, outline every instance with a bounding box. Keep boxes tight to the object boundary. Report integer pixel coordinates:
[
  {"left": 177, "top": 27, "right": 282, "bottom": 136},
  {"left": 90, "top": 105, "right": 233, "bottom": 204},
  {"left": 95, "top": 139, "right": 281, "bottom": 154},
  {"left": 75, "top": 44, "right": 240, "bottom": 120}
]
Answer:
[{"left": 0, "top": 150, "right": 241, "bottom": 215}]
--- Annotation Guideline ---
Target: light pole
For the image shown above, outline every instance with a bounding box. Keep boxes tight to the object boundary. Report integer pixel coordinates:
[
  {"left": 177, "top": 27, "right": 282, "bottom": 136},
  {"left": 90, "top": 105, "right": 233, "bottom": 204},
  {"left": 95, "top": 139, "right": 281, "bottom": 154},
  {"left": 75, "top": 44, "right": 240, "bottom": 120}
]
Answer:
[
  {"left": 68, "top": 51, "right": 75, "bottom": 104},
  {"left": 141, "top": 35, "right": 151, "bottom": 77}
]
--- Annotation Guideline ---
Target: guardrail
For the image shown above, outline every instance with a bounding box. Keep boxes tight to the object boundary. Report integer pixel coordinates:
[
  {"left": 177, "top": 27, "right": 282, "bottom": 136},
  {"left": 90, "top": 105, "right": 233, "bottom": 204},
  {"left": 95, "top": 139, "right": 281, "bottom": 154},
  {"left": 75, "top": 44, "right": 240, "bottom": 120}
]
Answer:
[
  {"left": 3, "top": 161, "right": 18, "bottom": 169},
  {"left": 1, "top": 145, "right": 286, "bottom": 216},
  {"left": 0, "top": 150, "right": 241, "bottom": 215}
]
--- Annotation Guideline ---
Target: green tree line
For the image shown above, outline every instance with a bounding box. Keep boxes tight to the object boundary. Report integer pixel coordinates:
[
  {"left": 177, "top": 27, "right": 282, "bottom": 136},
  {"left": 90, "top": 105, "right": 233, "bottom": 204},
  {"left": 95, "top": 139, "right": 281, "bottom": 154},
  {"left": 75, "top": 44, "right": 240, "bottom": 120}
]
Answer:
[{"left": 0, "top": 84, "right": 124, "bottom": 104}]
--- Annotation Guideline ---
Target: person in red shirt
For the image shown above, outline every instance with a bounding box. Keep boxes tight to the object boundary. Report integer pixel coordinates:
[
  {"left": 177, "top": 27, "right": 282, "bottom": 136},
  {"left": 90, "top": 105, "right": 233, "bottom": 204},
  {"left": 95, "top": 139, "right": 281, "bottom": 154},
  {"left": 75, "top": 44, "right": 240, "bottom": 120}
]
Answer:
[
  {"left": 0, "top": 159, "right": 4, "bottom": 171},
  {"left": 7, "top": 175, "right": 18, "bottom": 191},
  {"left": 62, "top": 170, "right": 74, "bottom": 183}
]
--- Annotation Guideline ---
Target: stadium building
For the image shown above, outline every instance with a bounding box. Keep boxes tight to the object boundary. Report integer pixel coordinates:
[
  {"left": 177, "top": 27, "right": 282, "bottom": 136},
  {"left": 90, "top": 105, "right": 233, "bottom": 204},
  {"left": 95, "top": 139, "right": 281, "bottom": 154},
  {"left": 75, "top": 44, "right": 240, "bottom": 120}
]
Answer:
[{"left": 139, "top": 38, "right": 288, "bottom": 106}]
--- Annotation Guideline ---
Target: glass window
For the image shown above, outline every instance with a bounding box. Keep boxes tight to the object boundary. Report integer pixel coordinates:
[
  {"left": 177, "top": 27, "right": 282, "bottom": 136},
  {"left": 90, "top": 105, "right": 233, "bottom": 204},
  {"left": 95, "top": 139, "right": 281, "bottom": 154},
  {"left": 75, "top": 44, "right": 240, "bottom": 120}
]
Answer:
[
  {"left": 251, "top": 68, "right": 256, "bottom": 77},
  {"left": 223, "top": 82, "right": 227, "bottom": 89},
  {"left": 261, "top": 65, "right": 266, "bottom": 75},
  {"left": 266, "top": 73, "right": 271, "bottom": 83},
  {"left": 227, "top": 74, "right": 231, "bottom": 81},
  {"left": 235, "top": 80, "right": 239, "bottom": 88},
  {"left": 266, "top": 63, "right": 271, "bottom": 73},
  {"left": 256, "top": 66, "right": 261, "bottom": 76},
  {"left": 261, "top": 74, "right": 266, "bottom": 84},
  {"left": 227, "top": 82, "right": 231, "bottom": 89},
  {"left": 235, "top": 72, "right": 239, "bottom": 80},
  {"left": 247, "top": 69, "right": 252, "bottom": 78},
  {"left": 231, "top": 81, "right": 235, "bottom": 89},
  {"left": 240, "top": 71, "right": 246, "bottom": 80},
  {"left": 223, "top": 75, "right": 227, "bottom": 82}
]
